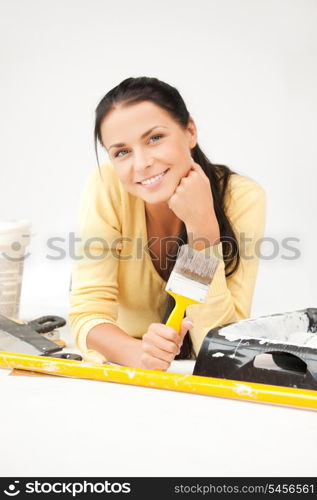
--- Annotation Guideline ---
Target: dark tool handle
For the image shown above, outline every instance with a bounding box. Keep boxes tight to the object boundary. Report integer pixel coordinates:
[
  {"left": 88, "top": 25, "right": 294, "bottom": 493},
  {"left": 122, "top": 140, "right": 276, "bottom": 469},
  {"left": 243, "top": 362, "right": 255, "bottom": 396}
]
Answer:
[
  {"left": 51, "top": 352, "right": 82, "bottom": 361},
  {"left": 27, "top": 316, "right": 66, "bottom": 333}
]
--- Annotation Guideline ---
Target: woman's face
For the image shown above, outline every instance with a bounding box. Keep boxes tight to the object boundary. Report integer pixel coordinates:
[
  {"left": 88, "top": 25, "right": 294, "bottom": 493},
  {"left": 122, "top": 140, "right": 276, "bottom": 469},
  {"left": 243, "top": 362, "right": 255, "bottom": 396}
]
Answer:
[{"left": 100, "top": 101, "right": 197, "bottom": 205}]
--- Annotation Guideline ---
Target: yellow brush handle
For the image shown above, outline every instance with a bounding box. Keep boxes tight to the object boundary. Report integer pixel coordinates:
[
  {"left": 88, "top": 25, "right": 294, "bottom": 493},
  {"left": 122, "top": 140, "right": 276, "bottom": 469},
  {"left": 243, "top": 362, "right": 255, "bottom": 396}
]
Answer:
[
  {"left": 1, "top": 351, "right": 317, "bottom": 410},
  {"left": 165, "top": 291, "right": 200, "bottom": 332}
]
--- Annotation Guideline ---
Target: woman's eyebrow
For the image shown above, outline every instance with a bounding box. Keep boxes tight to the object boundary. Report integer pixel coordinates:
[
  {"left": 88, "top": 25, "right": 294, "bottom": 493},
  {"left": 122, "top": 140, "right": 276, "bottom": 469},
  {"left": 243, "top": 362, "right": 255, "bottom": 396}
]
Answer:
[{"left": 108, "top": 125, "right": 168, "bottom": 150}]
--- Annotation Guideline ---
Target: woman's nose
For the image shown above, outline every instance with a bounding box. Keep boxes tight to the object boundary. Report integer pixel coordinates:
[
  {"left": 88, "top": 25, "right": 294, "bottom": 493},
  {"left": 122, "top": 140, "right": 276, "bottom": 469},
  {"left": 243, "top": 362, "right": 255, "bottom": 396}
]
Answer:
[{"left": 133, "top": 148, "right": 153, "bottom": 171}]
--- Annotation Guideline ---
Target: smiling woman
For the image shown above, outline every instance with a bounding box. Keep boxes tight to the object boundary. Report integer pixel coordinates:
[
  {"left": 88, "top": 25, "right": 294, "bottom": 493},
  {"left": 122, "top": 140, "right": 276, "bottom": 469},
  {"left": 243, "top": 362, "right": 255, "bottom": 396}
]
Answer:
[{"left": 68, "top": 76, "right": 266, "bottom": 369}]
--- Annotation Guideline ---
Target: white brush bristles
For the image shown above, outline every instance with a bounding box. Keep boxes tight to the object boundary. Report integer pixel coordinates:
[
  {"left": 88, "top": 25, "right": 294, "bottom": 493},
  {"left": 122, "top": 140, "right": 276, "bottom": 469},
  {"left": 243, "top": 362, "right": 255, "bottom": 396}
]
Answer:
[{"left": 173, "top": 245, "right": 220, "bottom": 285}]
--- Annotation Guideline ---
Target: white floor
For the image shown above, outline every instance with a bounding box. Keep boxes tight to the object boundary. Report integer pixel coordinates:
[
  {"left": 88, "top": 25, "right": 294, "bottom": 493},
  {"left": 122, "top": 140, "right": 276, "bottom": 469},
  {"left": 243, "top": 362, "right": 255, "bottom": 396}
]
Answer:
[{"left": 1, "top": 368, "right": 317, "bottom": 477}]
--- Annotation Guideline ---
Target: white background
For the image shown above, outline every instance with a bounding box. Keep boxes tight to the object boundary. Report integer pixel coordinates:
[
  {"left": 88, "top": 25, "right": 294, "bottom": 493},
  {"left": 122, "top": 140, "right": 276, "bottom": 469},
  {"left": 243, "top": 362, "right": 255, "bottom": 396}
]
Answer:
[
  {"left": 0, "top": 0, "right": 317, "bottom": 480},
  {"left": 0, "top": 0, "right": 316, "bottom": 318}
]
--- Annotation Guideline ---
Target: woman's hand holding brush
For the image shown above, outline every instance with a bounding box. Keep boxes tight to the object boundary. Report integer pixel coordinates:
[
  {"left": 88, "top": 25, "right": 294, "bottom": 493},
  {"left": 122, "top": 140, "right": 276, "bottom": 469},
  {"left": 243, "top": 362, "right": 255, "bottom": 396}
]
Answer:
[{"left": 138, "top": 318, "right": 194, "bottom": 371}]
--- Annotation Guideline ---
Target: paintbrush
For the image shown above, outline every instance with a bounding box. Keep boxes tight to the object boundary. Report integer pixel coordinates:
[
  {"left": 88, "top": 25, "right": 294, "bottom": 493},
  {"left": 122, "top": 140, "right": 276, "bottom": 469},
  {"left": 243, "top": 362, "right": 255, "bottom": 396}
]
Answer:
[{"left": 165, "top": 244, "right": 220, "bottom": 332}]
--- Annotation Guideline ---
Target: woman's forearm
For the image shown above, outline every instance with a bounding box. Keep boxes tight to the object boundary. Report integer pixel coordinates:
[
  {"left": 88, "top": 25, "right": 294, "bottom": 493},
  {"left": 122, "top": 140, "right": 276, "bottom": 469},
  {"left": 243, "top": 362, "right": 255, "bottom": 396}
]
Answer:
[
  {"left": 86, "top": 323, "right": 142, "bottom": 367},
  {"left": 186, "top": 216, "right": 220, "bottom": 250}
]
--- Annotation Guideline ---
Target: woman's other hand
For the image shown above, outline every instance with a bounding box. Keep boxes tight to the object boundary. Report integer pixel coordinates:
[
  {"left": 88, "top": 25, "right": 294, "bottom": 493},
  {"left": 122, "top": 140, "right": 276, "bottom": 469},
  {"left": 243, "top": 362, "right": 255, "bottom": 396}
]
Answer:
[{"left": 168, "top": 161, "right": 220, "bottom": 248}]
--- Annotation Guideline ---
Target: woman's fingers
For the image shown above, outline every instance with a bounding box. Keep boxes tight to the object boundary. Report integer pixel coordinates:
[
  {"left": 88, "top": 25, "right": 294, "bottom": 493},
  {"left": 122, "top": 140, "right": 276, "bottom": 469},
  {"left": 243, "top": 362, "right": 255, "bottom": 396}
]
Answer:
[
  {"left": 140, "top": 324, "right": 180, "bottom": 371},
  {"left": 139, "top": 352, "right": 170, "bottom": 371},
  {"left": 140, "top": 319, "right": 194, "bottom": 371},
  {"left": 179, "top": 317, "right": 194, "bottom": 340},
  {"left": 190, "top": 160, "right": 206, "bottom": 176},
  {"left": 147, "top": 323, "right": 182, "bottom": 345},
  {"left": 142, "top": 342, "right": 175, "bottom": 363},
  {"left": 143, "top": 331, "right": 180, "bottom": 354}
]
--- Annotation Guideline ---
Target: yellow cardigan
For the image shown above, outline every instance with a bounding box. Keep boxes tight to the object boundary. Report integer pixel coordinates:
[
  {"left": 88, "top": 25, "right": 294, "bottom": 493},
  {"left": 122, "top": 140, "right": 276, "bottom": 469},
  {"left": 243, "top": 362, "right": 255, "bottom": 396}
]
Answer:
[{"left": 68, "top": 162, "right": 266, "bottom": 363}]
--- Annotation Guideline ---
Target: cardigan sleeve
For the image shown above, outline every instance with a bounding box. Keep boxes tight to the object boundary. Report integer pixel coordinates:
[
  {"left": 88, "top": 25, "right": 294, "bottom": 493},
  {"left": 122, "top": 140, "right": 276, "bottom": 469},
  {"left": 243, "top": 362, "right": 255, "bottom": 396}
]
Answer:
[
  {"left": 68, "top": 165, "right": 122, "bottom": 363},
  {"left": 186, "top": 175, "right": 266, "bottom": 355}
]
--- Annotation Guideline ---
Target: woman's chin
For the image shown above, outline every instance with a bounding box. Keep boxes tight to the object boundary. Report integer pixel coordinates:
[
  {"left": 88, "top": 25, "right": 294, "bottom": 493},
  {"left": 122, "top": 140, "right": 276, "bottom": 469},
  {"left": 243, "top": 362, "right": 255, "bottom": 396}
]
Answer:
[
  {"left": 133, "top": 184, "right": 176, "bottom": 204},
  {"left": 141, "top": 190, "right": 174, "bottom": 205}
]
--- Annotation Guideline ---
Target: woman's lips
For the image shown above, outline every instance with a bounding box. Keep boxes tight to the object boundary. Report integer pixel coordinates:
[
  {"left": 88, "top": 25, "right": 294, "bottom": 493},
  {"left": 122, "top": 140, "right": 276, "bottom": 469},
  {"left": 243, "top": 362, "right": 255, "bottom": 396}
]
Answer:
[{"left": 137, "top": 168, "right": 169, "bottom": 188}]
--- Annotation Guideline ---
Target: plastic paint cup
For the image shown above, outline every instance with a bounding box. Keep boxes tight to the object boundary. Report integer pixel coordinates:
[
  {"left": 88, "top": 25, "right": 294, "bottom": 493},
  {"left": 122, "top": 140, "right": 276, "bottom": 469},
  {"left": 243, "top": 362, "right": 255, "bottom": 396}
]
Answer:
[{"left": 0, "top": 220, "right": 31, "bottom": 318}]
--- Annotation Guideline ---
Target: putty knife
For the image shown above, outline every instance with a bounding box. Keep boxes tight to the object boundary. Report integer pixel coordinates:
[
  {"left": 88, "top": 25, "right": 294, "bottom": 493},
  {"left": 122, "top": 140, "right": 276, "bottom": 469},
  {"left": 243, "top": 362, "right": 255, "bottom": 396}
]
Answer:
[{"left": 0, "top": 314, "right": 81, "bottom": 360}]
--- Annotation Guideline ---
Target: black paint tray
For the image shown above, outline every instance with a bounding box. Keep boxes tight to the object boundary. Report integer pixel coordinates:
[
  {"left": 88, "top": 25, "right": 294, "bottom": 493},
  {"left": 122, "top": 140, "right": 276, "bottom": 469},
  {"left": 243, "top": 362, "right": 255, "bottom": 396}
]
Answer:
[{"left": 193, "top": 308, "right": 317, "bottom": 390}]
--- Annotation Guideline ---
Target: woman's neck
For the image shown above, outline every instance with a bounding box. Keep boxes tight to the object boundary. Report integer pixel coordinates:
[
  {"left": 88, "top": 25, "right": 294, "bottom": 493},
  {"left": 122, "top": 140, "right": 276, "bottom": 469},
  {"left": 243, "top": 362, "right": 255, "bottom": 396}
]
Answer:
[{"left": 145, "top": 201, "right": 182, "bottom": 236}]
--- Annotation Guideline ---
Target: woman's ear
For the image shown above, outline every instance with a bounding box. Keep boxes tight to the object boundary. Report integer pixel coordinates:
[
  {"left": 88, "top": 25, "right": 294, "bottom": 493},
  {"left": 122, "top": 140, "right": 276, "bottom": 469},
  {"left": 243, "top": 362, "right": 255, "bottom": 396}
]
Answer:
[{"left": 186, "top": 116, "right": 197, "bottom": 149}]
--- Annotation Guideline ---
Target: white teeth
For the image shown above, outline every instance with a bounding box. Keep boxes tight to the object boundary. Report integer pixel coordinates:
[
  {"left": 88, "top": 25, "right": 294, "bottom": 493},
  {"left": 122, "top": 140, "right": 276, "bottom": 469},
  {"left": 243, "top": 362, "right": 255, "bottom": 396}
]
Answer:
[{"left": 140, "top": 170, "right": 167, "bottom": 185}]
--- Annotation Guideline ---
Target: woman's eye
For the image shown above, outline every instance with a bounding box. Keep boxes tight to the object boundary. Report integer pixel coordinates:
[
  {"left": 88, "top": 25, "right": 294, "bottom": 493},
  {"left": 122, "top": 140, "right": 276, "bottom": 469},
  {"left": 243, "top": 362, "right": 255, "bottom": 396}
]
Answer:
[
  {"left": 113, "top": 135, "right": 163, "bottom": 158},
  {"left": 114, "top": 149, "right": 129, "bottom": 158},
  {"left": 149, "top": 134, "right": 163, "bottom": 143}
]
